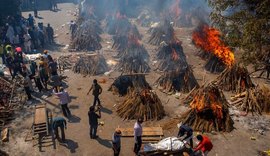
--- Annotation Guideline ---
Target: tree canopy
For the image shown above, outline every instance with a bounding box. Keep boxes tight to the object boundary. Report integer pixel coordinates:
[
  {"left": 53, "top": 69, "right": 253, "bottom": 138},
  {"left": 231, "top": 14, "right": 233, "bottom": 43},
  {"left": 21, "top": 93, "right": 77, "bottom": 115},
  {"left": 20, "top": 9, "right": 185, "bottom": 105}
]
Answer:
[{"left": 208, "top": 0, "right": 270, "bottom": 66}]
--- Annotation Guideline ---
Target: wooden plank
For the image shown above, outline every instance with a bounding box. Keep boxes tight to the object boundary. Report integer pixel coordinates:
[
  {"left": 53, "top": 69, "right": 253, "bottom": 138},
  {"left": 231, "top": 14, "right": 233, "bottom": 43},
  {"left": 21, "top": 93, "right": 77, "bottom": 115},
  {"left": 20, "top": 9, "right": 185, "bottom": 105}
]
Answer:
[
  {"left": 1, "top": 128, "right": 8, "bottom": 142},
  {"left": 34, "top": 107, "right": 46, "bottom": 125},
  {"left": 118, "top": 127, "right": 163, "bottom": 137}
]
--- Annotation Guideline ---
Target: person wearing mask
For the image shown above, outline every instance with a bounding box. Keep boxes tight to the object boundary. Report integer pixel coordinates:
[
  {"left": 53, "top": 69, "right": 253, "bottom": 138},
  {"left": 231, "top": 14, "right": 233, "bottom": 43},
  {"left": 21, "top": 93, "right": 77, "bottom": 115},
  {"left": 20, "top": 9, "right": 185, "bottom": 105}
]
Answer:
[
  {"left": 52, "top": 116, "right": 67, "bottom": 142},
  {"left": 87, "top": 79, "right": 102, "bottom": 107},
  {"left": 177, "top": 124, "right": 194, "bottom": 147},
  {"left": 193, "top": 135, "right": 213, "bottom": 156},
  {"left": 134, "top": 117, "right": 143, "bottom": 155},
  {"left": 88, "top": 106, "right": 101, "bottom": 139},
  {"left": 112, "top": 129, "right": 122, "bottom": 156}
]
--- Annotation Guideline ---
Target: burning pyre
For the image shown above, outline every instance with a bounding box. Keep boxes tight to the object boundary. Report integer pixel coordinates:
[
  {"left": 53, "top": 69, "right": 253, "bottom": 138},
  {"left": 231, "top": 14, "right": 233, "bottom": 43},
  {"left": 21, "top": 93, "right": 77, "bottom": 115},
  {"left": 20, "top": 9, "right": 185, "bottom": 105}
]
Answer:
[
  {"left": 192, "top": 23, "right": 235, "bottom": 73},
  {"left": 155, "top": 40, "right": 199, "bottom": 93},
  {"left": 182, "top": 83, "right": 234, "bottom": 132},
  {"left": 73, "top": 54, "right": 108, "bottom": 75}
]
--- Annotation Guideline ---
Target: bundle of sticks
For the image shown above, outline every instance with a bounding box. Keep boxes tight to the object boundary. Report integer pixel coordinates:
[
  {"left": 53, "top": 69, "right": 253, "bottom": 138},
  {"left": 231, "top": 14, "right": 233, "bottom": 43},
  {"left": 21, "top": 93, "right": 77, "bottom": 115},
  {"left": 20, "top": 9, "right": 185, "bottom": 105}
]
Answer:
[
  {"left": 215, "top": 65, "right": 254, "bottom": 93},
  {"left": 112, "top": 24, "right": 142, "bottom": 53},
  {"left": 181, "top": 83, "right": 234, "bottom": 132},
  {"left": 70, "top": 19, "right": 102, "bottom": 51},
  {"left": 155, "top": 66, "right": 199, "bottom": 94},
  {"left": 195, "top": 50, "right": 211, "bottom": 60},
  {"left": 229, "top": 85, "right": 270, "bottom": 115},
  {"left": 73, "top": 54, "right": 108, "bottom": 75},
  {"left": 109, "top": 74, "right": 151, "bottom": 96},
  {"left": 148, "top": 19, "right": 175, "bottom": 46},
  {"left": 0, "top": 77, "right": 26, "bottom": 129},
  {"left": 155, "top": 41, "right": 187, "bottom": 72},
  {"left": 204, "top": 55, "right": 226, "bottom": 73},
  {"left": 117, "top": 88, "right": 165, "bottom": 121},
  {"left": 57, "top": 55, "right": 74, "bottom": 71},
  {"left": 116, "top": 43, "right": 150, "bottom": 73}
]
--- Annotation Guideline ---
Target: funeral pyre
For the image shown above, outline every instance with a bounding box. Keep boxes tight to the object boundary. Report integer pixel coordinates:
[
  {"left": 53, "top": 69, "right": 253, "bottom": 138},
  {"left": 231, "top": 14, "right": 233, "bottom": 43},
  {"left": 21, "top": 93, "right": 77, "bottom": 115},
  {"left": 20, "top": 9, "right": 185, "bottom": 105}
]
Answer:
[
  {"left": 215, "top": 65, "right": 254, "bottom": 93},
  {"left": 155, "top": 40, "right": 199, "bottom": 93},
  {"left": 148, "top": 20, "right": 176, "bottom": 46},
  {"left": 0, "top": 77, "right": 27, "bottom": 129},
  {"left": 116, "top": 41, "right": 150, "bottom": 73},
  {"left": 109, "top": 74, "right": 151, "bottom": 96},
  {"left": 70, "top": 15, "right": 102, "bottom": 51},
  {"left": 192, "top": 23, "right": 235, "bottom": 73},
  {"left": 110, "top": 74, "right": 165, "bottom": 121},
  {"left": 229, "top": 85, "right": 270, "bottom": 115},
  {"left": 182, "top": 83, "right": 234, "bottom": 132},
  {"left": 73, "top": 54, "right": 108, "bottom": 76}
]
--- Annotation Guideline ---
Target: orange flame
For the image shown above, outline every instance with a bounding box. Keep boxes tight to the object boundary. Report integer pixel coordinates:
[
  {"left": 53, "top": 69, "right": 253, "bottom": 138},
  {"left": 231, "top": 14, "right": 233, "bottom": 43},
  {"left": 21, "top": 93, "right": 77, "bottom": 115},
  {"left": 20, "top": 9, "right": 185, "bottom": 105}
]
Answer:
[
  {"left": 171, "top": 48, "right": 179, "bottom": 61},
  {"left": 192, "top": 24, "right": 235, "bottom": 67}
]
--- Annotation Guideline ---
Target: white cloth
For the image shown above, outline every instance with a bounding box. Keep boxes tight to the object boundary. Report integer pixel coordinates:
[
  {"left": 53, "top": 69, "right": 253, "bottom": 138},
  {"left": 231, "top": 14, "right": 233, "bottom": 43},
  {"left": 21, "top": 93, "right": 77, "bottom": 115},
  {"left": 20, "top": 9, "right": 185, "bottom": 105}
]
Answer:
[{"left": 144, "top": 137, "right": 185, "bottom": 152}]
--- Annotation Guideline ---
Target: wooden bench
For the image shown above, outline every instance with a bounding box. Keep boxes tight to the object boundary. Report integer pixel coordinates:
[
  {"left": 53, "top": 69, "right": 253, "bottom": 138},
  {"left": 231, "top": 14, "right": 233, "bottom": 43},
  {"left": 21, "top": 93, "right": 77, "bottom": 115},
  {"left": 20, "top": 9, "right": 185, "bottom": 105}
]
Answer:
[{"left": 117, "top": 127, "right": 164, "bottom": 143}]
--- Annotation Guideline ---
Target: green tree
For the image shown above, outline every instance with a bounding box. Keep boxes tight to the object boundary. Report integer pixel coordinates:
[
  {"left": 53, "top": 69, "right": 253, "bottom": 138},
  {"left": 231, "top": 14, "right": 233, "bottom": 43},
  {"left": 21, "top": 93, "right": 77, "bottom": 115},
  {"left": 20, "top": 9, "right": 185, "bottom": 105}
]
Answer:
[{"left": 208, "top": 0, "right": 270, "bottom": 66}]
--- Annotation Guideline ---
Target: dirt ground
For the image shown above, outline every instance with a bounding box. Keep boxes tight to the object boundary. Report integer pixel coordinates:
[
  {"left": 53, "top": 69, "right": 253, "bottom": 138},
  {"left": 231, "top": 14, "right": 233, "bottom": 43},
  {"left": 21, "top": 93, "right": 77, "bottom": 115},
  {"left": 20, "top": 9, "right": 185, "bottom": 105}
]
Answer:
[{"left": 1, "top": 3, "right": 270, "bottom": 156}]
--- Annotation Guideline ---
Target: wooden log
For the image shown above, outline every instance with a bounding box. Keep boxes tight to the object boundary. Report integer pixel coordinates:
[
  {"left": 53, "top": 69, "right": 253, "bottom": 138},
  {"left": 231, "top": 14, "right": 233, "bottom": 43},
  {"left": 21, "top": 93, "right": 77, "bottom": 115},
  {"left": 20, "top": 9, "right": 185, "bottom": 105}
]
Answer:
[{"left": 1, "top": 128, "right": 9, "bottom": 142}]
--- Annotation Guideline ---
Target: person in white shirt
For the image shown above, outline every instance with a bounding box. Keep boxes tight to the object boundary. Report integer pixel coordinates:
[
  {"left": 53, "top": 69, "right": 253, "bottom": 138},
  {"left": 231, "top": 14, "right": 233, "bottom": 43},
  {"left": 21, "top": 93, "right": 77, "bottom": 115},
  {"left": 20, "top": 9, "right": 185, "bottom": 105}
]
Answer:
[{"left": 134, "top": 117, "right": 143, "bottom": 155}]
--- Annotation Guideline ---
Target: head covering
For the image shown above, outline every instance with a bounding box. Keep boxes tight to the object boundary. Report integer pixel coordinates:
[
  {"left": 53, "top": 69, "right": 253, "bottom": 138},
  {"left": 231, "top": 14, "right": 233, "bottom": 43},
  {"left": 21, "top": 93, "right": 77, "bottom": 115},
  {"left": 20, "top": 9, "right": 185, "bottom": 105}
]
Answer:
[
  {"left": 115, "top": 129, "right": 122, "bottom": 135},
  {"left": 39, "top": 61, "right": 44, "bottom": 65},
  {"left": 15, "top": 47, "right": 22, "bottom": 53},
  {"left": 43, "top": 50, "right": 48, "bottom": 54}
]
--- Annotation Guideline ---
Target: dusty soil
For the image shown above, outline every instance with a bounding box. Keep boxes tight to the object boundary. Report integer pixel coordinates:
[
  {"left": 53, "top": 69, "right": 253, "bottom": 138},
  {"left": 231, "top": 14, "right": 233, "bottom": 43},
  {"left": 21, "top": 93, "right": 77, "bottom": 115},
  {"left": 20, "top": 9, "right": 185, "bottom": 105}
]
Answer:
[{"left": 1, "top": 3, "right": 270, "bottom": 156}]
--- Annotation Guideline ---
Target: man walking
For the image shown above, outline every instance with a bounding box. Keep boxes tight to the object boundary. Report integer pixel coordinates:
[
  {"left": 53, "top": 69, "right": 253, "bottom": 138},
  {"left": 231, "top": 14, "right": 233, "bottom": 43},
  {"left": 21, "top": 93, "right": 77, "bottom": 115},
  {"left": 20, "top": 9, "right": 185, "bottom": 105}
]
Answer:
[
  {"left": 53, "top": 87, "right": 71, "bottom": 118},
  {"left": 112, "top": 129, "right": 122, "bottom": 156},
  {"left": 88, "top": 106, "right": 101, "bottom": 139},
  {"left": 46, "top": 24, "right": 54, "bottom": 44},
  {"left": 134, "top": 117, "right": 143, "bottom": 155},
  {"left": 52, "top": 116, "right": 67, "bottom": 142},
  {"left": 87, "top": 79, "right": 102, "bottom": 107}
]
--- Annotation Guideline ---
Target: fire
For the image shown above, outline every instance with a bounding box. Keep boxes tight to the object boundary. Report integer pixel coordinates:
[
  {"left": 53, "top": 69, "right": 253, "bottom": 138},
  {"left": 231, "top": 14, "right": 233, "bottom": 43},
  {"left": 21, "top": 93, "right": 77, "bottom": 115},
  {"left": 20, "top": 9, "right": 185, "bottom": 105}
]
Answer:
[
  {"left": 170, "top": 0, "right": 181, "bottom": 18},
  {"left": 171, "top": 48, "right": 179, "bottom": 61},
  {"left": 190, "top": 93, "right": 223, "bottom": 119},
  {"left": 192, "top": 24, "right": 235, "bottom": 67}
]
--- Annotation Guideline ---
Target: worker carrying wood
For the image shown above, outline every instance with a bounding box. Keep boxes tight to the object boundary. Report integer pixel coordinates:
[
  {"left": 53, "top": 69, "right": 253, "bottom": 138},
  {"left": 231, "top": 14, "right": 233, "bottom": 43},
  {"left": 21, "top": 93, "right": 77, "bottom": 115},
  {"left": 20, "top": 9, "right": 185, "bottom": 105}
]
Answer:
[
  {"left": 177, "top": 124, "right": 193, "bottom": 148},
  {"left": 52, "top": 117, "right": 67, "bottom": 142},
  {"left": 87, "top": 79, "right": 103, "bottom": 107},
  {"left": 193, "top": 135, "right": 213, "bottom": 156}
]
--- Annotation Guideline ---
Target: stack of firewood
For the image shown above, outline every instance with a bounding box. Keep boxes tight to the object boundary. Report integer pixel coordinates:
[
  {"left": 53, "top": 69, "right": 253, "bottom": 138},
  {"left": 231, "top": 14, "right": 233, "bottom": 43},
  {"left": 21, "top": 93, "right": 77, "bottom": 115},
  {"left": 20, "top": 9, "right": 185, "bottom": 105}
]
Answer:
[
  {"left": 116, "top": 43, "right": 150, "bottom": 73},
  {"left": 148, "top": 19, "right": 176, "bottom": 45},
  {"left": 70, "top": 19, "right": 102, "bottom": 51},
  {"left": 117, "top": 89, "right": 165, "bottom": 121},
  {"left": 155, "top": 66, "right": 199, "bottom": 94},
  {"left": 109, "top": 74, "right": 151, "bottom": 96},
  {"left": 229, "top": 85, "right": 270, "bottom": 115},
  {"left": 73, "top": 54, "right": 108, "bottom": 75},
  {"left": 0, "top": 77, "right": 26, "bottom": 129},
  {"left": 204, "top": 55, "right": 226, "bottom": 73},
  {"left": 182, "top": 83, "right": 234, "bottom": 132},
  {"left": 215, "top": 65, "right": 254, "bottom": 93}
]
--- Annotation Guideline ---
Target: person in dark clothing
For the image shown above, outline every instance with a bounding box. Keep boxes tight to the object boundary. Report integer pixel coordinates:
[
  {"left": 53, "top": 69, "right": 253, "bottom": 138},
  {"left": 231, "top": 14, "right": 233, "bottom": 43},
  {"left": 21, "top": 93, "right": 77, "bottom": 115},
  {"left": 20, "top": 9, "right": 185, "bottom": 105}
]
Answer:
[
  {"left": 38, "top": 30, "right": 45, "bottom": 48},
  {"left": 12, "top": 55, "right": 23, "bottom": 79},
  {"left": 5, "top": 53, "right": 13, "bottom": 77},
  {"left": 112, "top": 129, "right": 122, "bottom": 156},
  {"left": 52, "top": 117, "right": 67, "bottom": 142},
  {"left": 22, "top": 73, "right": 32, "bottom": 100},
  {"left": 259, "top": 58, "right": 270, "bottom": 79},
  {"left": 46, "top": 24, "right": 54, "bottom": 44},
  {"left": 35, "top": 74, "right": 43, "bottom": 92},
  {"left": 48, "top": 55, "right": 58, "bottom": 76},
  {"left": 87, "top": 79, "right": 102, "bottom": 107},
  {"left": 88, "top": 106, "right": 101, "bottom": 139},
  {"left": 28, "top": 27, "right": 37, "bottom": 49},
  {"left": 39, "top": 62, "right": 49, "bottom": 90},
  {"left": 70, "top": 21, "right": 77, "bottom": 39},
  {"left": 177, "top": 124, "right": 193, "bottom": 148},
  {"left": 27, "top": 14, "right": 35, "bottom": 27}
]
